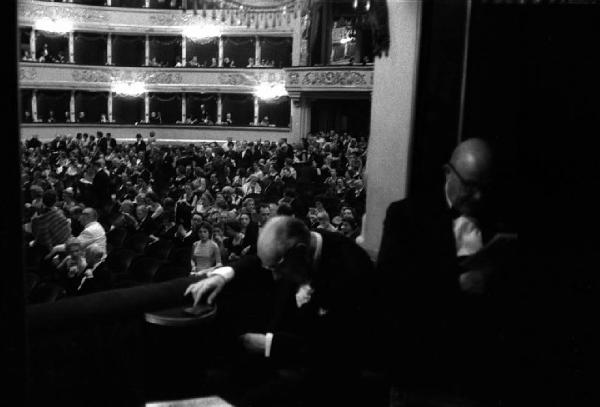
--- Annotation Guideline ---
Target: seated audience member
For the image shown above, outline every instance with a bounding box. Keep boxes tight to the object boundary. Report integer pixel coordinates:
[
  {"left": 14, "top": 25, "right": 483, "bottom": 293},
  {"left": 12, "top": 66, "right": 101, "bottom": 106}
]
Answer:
[
  {"left": 47, "top": 207, "right": 107, "bottom": 257},
  {"left": 188, "top": 56, "right": 200, "bottom": 67},
  {"left": 241, "top": 175, "right": 261, "bottom": 196},
  {"left": 53, "top": 237, "right": 87, "bottom": 293},
  {"left": 47, "top": 110, "right": 56, "bottom": 123},
  {"left": 77, "top": 111, "right": 88, "bottom": 123},
  {"left": 175, "top": 56, "right": 185, "bottom": 67},
  {"left": 259, "top": 116, "right": 270, "bottom": 126},
  {"left": 239, "top": 210, "right": 258, "bottom": 250},
  {"left": 246, "top": 57, "right": 254, "bottom": 67},
  {"left": 149, "top": 111, "right": 162, "bottom": 124},
  {"left": 316, "top": 211, "right": 337, "bottom": 233},
  {"left": 191, "top": 222, "right": 222, "bottom": 274},
  {"left": 209, "top": 57, "right": 218, "bottom": 67},
  {"left": 39, "top": 43, "right": 50, "bottom": 62},
  {"left": 223, "top": 112, "right": 233, "bottom": 126},
  {"left": 76, "top": 243, "right": 110, "bottom": 296},
  {"left": 100, "top": 114, "right": 108, "bottom": 123},
  {"left": 377, "top": 138, "right": 513, "bottom": 402},
  {"left": 23, "top": 110, "right": 33, "bottom": 123},
  {"left": 30, "top": 190, "right": 72, "bottom": 254},
  {"left": 22, "top": 50, "right": 33, "bottom": 61},
  {"left": 223, "top": 57, "right": 233, "bottom": 67},
  {"left": 64, "top": 111, "right": 71, "bottom": 123},
  {"left": 339, "top": 216, "right": 358, "bottom": 240},
  {"left": 55, "top": 51, "right": 66, "bottom": 63},
  {"left": 222, "top": 218, "right": 249, "bottom": 264},
  {"left": 184, "top": 216, "right": 378, "bottom": 406},
  {"left": 135, "top": 204, "right": 160, "bottom": 237}
]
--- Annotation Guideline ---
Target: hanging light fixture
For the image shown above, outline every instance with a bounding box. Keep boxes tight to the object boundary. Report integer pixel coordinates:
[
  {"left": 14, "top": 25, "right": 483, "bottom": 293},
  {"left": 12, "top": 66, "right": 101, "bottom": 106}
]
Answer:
[
  {"left": 35, "top": 17, "right": 73, "bottom": 34},
  {"left": 254, "top": 82, "right": 288, "bottom": 101},
  {"left": 111, "top": 81, "right": 146, "bottom": 97}
]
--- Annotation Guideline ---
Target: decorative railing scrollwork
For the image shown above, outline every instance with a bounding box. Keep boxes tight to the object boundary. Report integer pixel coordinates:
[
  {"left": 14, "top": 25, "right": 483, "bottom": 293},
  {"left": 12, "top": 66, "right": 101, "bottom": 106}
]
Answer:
[{"left": 284, "top": 66, "right": 374, "bottom": 93}]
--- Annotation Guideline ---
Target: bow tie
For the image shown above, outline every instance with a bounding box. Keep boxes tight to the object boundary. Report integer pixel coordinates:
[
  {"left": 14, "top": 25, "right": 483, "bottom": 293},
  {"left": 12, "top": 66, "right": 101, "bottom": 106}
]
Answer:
[{"left": 448, "top": 206, "right": 462, "bottom": 220}]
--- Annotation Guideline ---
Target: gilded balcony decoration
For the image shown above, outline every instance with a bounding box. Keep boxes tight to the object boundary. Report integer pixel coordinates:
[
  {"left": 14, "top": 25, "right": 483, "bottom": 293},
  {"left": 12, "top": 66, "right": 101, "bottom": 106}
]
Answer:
[
  {"left": 18, "top": 0, "right": 297, "bottom": 35},
  {"left": 19, "top": 62, "right": 285, "bottom": 93},
  {"left": 284, "top": 66, "right": 373, "bottom": 93}
]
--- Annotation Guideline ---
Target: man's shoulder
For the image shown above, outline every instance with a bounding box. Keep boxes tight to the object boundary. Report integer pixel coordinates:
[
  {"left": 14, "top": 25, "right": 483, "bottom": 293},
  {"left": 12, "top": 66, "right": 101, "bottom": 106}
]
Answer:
[{"left": 386, "top": 193, "right": 444, "bottom": 218}]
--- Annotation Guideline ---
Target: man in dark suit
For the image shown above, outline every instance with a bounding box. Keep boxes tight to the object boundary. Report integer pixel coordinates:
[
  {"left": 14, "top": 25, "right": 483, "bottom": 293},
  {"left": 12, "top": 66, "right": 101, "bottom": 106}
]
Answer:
[
  {"left": 133, "top": 133, "right": 146, "bottom": 153},
  {"left": 135, "top": 205, "right": 160, "bottom": 237},
  {"left": 377, "top": 138, "right": 511, "bottom": 402},
  {"left": 185, "top": 216, "right": 380, "bottom": 406},
  {"left": 77, "top": 243, "right": 111, "bottom": 296},
  {"left": 237, "top": 142, "right": 256, "bottom": 170},
  {"left": 92, "top": 159, "right": 112, "bottom": 209}
]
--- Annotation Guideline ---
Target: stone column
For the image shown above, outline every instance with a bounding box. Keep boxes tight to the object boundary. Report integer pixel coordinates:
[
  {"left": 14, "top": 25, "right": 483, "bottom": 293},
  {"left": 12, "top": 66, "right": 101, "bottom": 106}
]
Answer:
[
  {"left": 108, "top": 92, "right": 113, "bottom": 123},
  {"left": 107, "top": 33, "right": 112, "bottom": 65},
  {"left": 31, "top": 90, "right": 38, "bottom": 122},
  {"left": 30, "top": 29, "right": 36, "bottom": 60},
  {"left": 70, "top": 91, "right": 76, "bottom": 123},
  {"left": 68, "top": 32, "right": 75, "bottom": 63},
  {"left": 145, "top": 0, "right": 150, "bottom": 8},
  {"left": 144, "top": 93, "right": 150, "bottom": 123},
  {"left": 181, "top": 36, "right": 186, "bottom": 65},
  {"left": 290, "top": 95, "right": 310, "bottom": 144},
  {"left": 145, "top": 35, "right": 150, "bottom": 66},
  {"left": 181, "top": 93, "right": 186, "bottom": 122},
  {"left": 218, "top": 36, "right": 224, "bottom": 67},
  {"left": 253, "top": 96, "right": 259, "bottom": 126},
  {"left": 361, "top": 0, "right": 423, "bottom": 259},
  {"left": 255, "top": 35, "right": 261, "bottom": 65},
  {"left": 292, "top": 13, "right": 302, "bottom": 66},
  {"left": 217, "top": 94, "right": 222, "bottom": 123},
  {"left": 106, "top": 0, "right": 111, "bottom": 5}
]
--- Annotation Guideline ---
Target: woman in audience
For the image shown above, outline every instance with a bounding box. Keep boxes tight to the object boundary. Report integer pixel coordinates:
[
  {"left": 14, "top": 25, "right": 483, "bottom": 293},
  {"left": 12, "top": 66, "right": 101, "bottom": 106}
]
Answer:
[
  {"left": 222, "top": 218, "right": 249, "bottom": 264},
  {"left": 191, "top": 221, "right": 222, "bottom": 274}
]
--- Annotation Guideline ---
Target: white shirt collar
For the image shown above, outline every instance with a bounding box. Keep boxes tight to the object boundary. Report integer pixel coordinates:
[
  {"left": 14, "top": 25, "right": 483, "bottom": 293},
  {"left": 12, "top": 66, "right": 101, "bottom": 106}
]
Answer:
[{"left": 310, "top": 231, "right": 323, "bottom": 269}]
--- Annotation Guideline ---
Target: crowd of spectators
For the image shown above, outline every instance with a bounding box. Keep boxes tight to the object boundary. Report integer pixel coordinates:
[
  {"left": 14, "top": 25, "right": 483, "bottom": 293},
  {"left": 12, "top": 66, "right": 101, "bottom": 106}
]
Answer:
[
  {"left": 22, "top": 129, "right": 368, "bottom": 301},
  {"left": 22, "top": 44, "right": 68, "bottom": 64}
]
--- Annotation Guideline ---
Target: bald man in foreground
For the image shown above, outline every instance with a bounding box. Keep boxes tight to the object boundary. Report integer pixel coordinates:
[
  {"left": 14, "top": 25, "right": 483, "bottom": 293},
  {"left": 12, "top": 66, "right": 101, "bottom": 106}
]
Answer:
[
  {"left": 184, "top": 216, "right": 380, "bottom": 406},
  {"left": 377, "top": 138, "right": 513, "bottom": 403}
]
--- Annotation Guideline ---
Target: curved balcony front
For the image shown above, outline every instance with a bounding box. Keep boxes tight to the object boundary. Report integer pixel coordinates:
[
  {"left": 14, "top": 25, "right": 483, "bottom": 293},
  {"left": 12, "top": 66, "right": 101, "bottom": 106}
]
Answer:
[
  {"left": 20, "top": 122, "right": 290, "bottom": 144},
  {"left": 19, "top": 0, "right": 296, "bottom": 35},
  {"left": 19, "top": 62, "right": 286, "bottom": 93}
]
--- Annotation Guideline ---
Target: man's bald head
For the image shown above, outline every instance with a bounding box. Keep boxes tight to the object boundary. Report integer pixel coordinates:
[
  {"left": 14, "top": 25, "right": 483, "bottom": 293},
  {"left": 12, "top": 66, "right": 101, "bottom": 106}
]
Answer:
[
  {"left": 449, "top": 138, "right": 494, "bottom": 184},
  {"left": 445, "top": 138, "right": 494, "bottom": 217},
  {"left": 257, "top": 216, "right": 311, "bottom": 272}
]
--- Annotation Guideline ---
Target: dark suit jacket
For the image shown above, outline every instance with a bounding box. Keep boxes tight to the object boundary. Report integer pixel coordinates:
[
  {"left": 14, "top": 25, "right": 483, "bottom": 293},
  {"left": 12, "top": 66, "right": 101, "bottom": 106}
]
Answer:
[
  {"left": 237, "top": 149, "right": 255, "bottom": 169},
  {"left": 222, "top": 231, "right": 377, "bottom": 369},
  {"left": 77, "top": 261, "right": 111, "bottom": 296},
  {"left": 376, "top": 189, "right": 502, "bottom": 386},
  {"left": 133, "top": 140, "right": 146, "bottom": 153},
  {"left": 92, "top": 170, "right": 111, "bottom": 208},
  {"left": 137, "top": 216, "right": 159, "bottom": 236}
]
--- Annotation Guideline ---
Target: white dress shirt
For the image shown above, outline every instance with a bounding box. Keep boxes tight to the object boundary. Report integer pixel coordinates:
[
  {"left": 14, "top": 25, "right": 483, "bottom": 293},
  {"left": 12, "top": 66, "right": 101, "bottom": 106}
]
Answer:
[{"left": 445, "top": 183, "right": 483, "bottom": 257}]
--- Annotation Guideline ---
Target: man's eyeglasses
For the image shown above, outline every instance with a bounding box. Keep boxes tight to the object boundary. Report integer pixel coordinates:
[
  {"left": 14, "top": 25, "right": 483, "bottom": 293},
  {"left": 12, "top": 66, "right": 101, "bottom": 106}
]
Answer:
[{"left": 446, "top": 163, "right": 489, "bottom": 194}]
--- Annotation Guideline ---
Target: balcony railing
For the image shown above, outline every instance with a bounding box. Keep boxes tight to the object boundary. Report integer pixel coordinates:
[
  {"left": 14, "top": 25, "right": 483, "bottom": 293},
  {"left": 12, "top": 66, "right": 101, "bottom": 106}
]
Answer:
[
  {"left": 284, "top": 66, "right": 374, "bottom": 95},
  {"left": 19, "top": 62, "right": 286, "bottom": 93},
  {"left": 19, "top": 0, "right": 296, "bottom": 35}
]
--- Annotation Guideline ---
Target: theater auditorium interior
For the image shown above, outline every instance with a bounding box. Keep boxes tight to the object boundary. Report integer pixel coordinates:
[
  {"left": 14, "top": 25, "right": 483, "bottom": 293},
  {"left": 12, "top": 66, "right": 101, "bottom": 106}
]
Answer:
[{"left": 2, "top": 0, "right": 596, "bottom": 406}]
